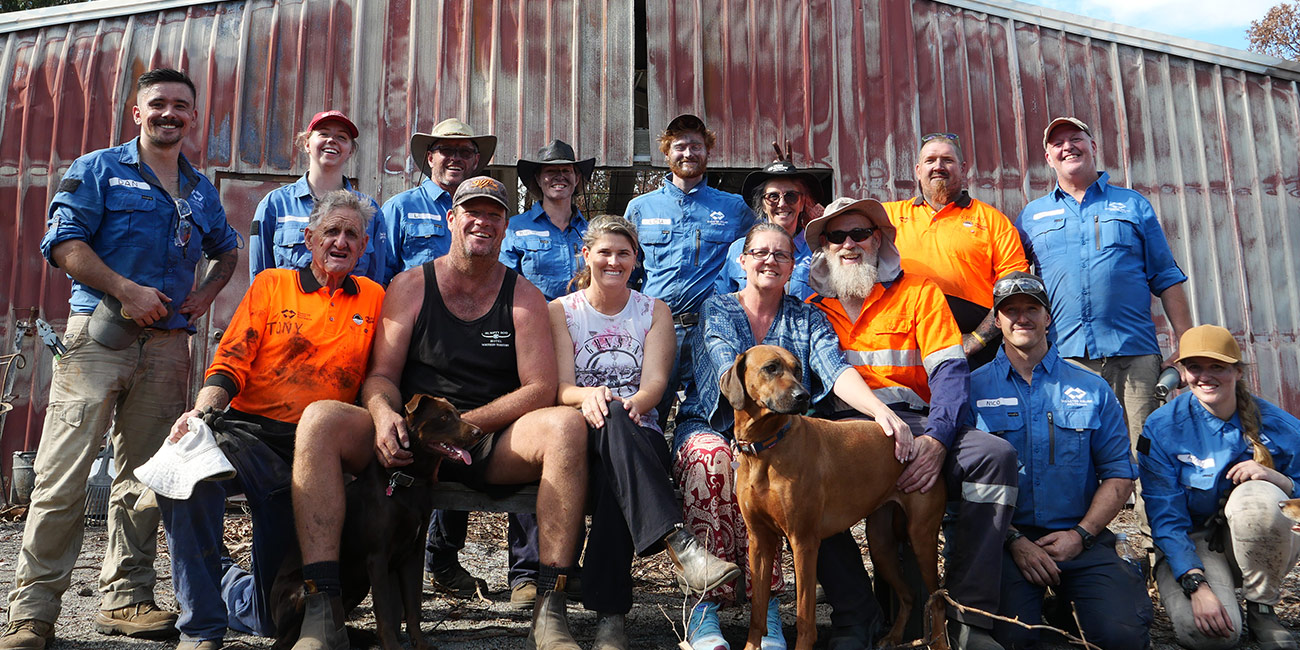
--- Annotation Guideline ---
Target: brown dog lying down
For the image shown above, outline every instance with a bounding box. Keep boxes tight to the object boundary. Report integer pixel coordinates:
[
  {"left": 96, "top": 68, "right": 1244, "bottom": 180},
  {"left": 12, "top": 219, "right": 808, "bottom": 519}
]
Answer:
[
  {"left": 721, "top": 344, "right": 949, "bottom": 650},
  {"left": 272, "top": 395, "right": 484, "bottom": 650}
]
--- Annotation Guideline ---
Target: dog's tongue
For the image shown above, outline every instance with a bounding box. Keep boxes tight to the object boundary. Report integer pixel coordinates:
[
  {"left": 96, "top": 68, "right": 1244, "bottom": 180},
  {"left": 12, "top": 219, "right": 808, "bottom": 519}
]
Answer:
[
  {"left": 437, "top": 442, "right": 472, "bottom": 465},
  {"left": 453, "top": 446, "right": 471, "bottom": 465}
]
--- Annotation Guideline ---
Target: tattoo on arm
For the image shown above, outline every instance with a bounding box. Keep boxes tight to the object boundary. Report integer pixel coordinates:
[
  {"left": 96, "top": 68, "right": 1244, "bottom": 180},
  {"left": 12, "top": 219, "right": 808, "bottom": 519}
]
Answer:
[{"left": 197, "top": 250, "right": 238, "bottom": 291}]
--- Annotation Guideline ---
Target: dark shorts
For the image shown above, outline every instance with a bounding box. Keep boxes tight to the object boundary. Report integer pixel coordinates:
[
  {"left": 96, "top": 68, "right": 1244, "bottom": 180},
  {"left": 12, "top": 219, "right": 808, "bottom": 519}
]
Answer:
[{"left": 435, "top": 428, "right": 533, "bottom": 497}]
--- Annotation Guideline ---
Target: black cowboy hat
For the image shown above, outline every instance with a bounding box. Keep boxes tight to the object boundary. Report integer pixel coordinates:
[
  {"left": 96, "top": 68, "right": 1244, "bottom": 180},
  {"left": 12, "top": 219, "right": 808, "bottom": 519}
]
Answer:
[
  {"left": 741, "top": 160, "right": 835, "bottom": 206},
  {"left": 516, "top": 139, "right": 596, "bottom": 197}
]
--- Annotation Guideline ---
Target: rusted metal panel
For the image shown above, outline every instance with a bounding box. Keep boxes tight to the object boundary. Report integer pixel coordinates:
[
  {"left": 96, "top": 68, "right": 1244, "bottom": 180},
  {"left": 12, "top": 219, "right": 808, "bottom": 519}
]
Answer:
[
  {"left": 644, "top": 0, "right": 1300, "bottom": 412},
  {"left": 0, "top": 0, "right": 635, "bottom": 480}
]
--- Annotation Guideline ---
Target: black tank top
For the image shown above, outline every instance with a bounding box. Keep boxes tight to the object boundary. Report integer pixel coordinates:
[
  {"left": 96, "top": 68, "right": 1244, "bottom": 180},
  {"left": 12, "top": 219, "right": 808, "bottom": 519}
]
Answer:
[{"left": 401, "top": 262, "right": 521, "bottom": 412}]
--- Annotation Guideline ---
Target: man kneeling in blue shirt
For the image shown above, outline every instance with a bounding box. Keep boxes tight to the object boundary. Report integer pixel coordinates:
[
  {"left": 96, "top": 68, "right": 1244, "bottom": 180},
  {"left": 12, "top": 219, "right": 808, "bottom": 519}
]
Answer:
[{"left": 969, "top": 272, "right": 1151, "bottom": 649}]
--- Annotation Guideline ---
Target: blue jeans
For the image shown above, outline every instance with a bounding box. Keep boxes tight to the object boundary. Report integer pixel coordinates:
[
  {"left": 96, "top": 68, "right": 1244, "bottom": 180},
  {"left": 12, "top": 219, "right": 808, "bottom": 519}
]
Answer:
[{"left": 158, "top": 432, "right": 295, "bottom": 642}]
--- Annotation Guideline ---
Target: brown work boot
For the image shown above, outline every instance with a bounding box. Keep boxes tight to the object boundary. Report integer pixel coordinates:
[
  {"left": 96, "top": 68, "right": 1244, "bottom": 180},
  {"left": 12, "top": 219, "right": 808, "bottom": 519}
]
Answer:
[
  {"left": 94, "top": 601, "right": 178, "bottom": 639},
  {"left": 291, "top": 583, "right": 347, "bottom": 650},
  {"left": 511, "top": 580, "right": 538, "bottom": 610},
  {"left": 425, "top": 561, "right": 488, "bottom": 598},
  {"left": 1248, "top": 601, "right": 1299, "bottom": 650},
  {"left": 665, "top": 527, "right": 742, "bottom": 594},
  {"left": 0, "top": 620, "right": 53, "bottom": 650},
  {"left": 176, "top": 640, "right": 223, "bottom": 650},
  {"left": 525, "top": 578, "right": 581, "bottom": 650}
]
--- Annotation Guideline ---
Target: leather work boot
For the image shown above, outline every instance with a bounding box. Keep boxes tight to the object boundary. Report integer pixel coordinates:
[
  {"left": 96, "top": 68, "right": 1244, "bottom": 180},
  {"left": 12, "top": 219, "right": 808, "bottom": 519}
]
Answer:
[
  {"left": 511, "top": 580, "right": 538, "bottom": 610},
  {"left": 176, "top": 640, "right": 223, "bottom": 650},
  {"left": 665, "top": 527, "right": 742, "bottom": 594},
  {"left": 291, "top": 584, "right": 347, "bottom": 650},
  {"left": 0, "top": 620, "right": 54, "bottom": 650},
  {"left": 1248, "top": 601, "right": 1300, "bottom": 650},
  {"left": 947, "top": 620, "right": 1004, "bottom": 650},
  {"left": 525, "top": 577, "right": 581, "bottom": 650},
  {"left": 425, "top": 561, "right": 488, "bottom": 598},
  {"left": 94, "top": 601, "right": 178, "bottom": 638},
  {"left": 592, "top": 613, "right": 629, "bottom": 650}
]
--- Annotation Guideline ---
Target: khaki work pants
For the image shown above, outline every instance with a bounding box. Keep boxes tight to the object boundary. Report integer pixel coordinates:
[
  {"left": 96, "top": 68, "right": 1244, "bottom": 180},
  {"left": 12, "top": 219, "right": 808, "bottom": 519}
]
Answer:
[
  {"left": 1153, "top": 480, "right": 1300, "bottom": 649},
  {"left": 7, "top": 315, "right": 190, "bottom": 623}
]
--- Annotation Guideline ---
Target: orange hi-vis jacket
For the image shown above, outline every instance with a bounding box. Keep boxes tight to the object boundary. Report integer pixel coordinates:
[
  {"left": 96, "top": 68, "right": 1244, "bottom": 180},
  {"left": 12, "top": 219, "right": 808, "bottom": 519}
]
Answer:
[
  {"left": 883, "top": 192, "right": 1027, "bottom": 321},
  {"left": 809, "top": 273, "right": 964, "bottom": 410},
  {"left": 205, "top": 267, "right": 384, "bottom": 423}
]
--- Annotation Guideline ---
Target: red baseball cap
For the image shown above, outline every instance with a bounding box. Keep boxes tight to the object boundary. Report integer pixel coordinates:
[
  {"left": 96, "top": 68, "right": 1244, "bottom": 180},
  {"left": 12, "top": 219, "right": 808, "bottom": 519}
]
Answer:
[{"left": 308, "top": 110, "right": 359, "bottom": 138}]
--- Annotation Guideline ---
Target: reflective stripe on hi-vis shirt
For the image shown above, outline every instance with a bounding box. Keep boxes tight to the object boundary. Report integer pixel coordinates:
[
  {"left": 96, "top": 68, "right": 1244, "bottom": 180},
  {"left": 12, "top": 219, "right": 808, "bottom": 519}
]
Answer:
[
  {"left": 844, "top": 348, "right": 921, "bottom": 368},
  {"left": 923, "top": 344, "right": 966, "bottom": 374},
  {"left": 962, "top": 481, "right": 1018, "bottom": 507}
]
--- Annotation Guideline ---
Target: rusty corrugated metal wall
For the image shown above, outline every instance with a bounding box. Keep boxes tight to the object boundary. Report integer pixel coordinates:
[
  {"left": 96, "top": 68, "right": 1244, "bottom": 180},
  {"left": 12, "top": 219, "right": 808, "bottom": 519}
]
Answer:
[
  {"left": 646, "top": 0, "right": 1300, "bottom": 412},
  {"left": 2, "top": 0, "right": 1299, "bottom": 481}
]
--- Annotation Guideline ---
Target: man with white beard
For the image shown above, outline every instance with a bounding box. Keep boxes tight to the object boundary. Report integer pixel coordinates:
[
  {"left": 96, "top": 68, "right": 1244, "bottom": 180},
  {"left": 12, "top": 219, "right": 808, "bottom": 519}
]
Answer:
[{"left": 806, "top": 198, "right": 1019, "bottom": 650}]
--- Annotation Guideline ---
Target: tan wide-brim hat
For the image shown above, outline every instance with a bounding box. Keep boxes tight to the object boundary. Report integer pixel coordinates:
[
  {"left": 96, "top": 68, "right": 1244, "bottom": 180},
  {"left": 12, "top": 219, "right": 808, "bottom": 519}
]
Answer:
[
  {"left": 409, "top": 118, "right": 498, "bottom": 179},
  {"left": 1177, "top": 325, "right": 1242, "bottom": 365},
  {"left": 804, "top": 196, "right": 903, "bottom": 285}
]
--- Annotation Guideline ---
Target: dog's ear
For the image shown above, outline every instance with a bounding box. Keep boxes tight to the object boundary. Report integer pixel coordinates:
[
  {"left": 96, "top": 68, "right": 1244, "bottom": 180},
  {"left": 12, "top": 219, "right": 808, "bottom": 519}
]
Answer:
[
  {"left": 404, "top": 394, "right": 426, "bottom": 415},
  {"left": 720, "top": 350, "right": 749, "bottom": 409}
]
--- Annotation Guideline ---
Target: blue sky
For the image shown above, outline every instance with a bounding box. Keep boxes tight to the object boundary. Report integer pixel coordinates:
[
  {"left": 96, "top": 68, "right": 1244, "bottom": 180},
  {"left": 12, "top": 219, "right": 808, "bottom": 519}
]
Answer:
[{"left": 1016, "top": 0, "right": 1272, "bottom": 53}]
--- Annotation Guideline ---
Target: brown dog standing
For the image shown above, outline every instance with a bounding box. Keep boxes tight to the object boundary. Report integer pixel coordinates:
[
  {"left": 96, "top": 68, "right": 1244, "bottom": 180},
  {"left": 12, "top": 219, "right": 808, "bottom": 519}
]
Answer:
[{"left": 721, "top": 345, "right": 948, "bottom": 650}]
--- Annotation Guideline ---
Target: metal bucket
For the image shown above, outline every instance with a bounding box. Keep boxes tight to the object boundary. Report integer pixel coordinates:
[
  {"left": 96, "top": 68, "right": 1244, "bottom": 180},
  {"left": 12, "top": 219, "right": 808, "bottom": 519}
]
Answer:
[{"left": 11, "top": 451, "right": 36, "bottom": 505}]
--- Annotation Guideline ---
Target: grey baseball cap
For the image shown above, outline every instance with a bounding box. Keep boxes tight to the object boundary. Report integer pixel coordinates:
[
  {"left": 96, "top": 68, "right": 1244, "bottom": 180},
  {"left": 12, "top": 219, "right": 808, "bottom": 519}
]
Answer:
[
  {"left": 452, "top": 175, "right": 510, "bottom": 210},
  {"left": 88, "top": 294, "right": 145, "bottom": 350}
]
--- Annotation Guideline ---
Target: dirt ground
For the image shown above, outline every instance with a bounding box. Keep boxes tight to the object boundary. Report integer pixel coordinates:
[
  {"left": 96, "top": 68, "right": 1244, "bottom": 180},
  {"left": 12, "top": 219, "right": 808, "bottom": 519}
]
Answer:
[{"left": 0, "top": 507, "right": 1297, "bottom": 649}]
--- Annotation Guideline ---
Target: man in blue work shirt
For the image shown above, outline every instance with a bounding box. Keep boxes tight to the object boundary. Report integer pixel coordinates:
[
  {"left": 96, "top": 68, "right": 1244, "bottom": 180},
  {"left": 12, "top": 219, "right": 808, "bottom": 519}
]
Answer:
[
  {"left": 626, "top": 114, "right": 755, "bottom": 426},
  {"left": 500, "top": 139, "right": 595, "bottom": 300},
  {"left": 970, "top": 272, "right": 1150, "bottom": 650},
  {"left": 1016, "top": 117, "right": 1193, "bottom": 455},
  {"left": 375, "top": 118, "right": 497, "bottom": 285},
  {"left": 2, "top": 68, "right": 240, "bottom": 650}
]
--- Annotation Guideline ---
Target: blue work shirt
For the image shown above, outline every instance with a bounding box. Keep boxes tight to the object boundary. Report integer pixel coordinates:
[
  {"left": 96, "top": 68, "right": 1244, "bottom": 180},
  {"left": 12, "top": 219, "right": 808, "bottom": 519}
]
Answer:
[
  {"left": 40, "top": 137, "right": 240, "bottom": 331},
  {"left": 247, "top": 174, "right": 384, "bottom": 283},
  {"left": 1016, "top": 171, "right": 1187, "bottom": 359},
  {"left": 1139, "top": 391, "right": 1300, "bottom": 580},
  {"left": 969, "top": 346, "right": 1136, "bottom": 530},
  {"left": 672, "top": 292, "right": 853, "bottom": 453},
  {"left": 713, "top": 230, "right": 813, "bottom": 300},
  {"left": 626, "top": 175, "right": 755, "bottom": 315},
  {"left": 376, "top": 179, "right": 453, "bottom": 285},
  {"left": 499, "top": 203, "right": 588, "bottom": 300}
]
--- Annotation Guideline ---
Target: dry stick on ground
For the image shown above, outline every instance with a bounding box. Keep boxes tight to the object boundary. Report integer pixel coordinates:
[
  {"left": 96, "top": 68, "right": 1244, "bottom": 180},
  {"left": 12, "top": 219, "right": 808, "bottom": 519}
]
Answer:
[{"left": 922, "top": 590, "right": 1101, "bottom": 650}]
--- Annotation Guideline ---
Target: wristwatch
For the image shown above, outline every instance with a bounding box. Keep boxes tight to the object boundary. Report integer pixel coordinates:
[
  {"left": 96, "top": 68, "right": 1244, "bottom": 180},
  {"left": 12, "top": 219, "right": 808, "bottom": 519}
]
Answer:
[
  {"left": 1071, "top": 524, "right": 1096, "bottom": 550},
  {"left": 1179, "top": 572, "right": 1210, "bottom": 597},
  {"left": 1004, "top": 529, "right": 1025, "bottom": 548}
]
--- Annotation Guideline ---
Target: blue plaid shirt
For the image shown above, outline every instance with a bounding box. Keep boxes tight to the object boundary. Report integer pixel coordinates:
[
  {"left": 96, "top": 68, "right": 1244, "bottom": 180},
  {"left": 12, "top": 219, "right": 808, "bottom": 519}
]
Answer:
[{"left": 673, "top": 292, "right": 853, "bottom": 452}]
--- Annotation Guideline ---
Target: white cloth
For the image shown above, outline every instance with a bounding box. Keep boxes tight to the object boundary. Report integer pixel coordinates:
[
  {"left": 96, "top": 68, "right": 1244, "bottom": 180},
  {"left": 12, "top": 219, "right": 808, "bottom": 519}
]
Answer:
[
  {"left": 559, "top": 289, "right": 659, "bottom": 431},
  {"left": 134, "top": 417, "right": 236, "bottom": 499}
]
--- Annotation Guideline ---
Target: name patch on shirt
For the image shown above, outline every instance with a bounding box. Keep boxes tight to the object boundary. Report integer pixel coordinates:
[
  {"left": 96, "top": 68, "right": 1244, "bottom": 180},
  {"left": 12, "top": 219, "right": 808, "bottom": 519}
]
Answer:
[
  {"left": 975, "top": 397, "right": 1019, "bottom": 408},
  {"left": 1176, "top": 454, "right": 1215, "bottom": 469},
  {"left": 409, "top": 213, "right": 443, "bottom": 221},
  {"left": 1032, "top": 208, "right": 1065, "bottom": 220},
  {"left": 279, "top": 216, "right": 310, "bottom": 223},
  {"left": 643, "top": 218, "right": 671, "bottom": 226},
  {"left": 515, "top": 229, "right": 549, "bottom": 237},
  {"left": 109, "top": 177, "right": 150, "bottom": 191}
]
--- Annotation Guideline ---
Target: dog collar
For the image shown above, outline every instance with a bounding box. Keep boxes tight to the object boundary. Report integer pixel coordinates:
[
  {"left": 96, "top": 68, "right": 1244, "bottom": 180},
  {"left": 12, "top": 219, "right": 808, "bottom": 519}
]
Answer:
[
  {"left": 384, "top": 470, "right": 422, "bottom": 497},
  {"left": 733, "top": 421, "right": 793, "bottom": 456}
]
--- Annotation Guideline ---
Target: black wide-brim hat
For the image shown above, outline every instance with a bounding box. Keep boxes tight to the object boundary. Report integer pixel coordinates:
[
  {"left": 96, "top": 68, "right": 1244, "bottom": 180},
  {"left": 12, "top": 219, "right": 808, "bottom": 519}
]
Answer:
[
  {"left": 517, "top": 139, "right": 596, "bottom": 196},
  {"left": 741, "top": 160, "right": 835, "bottom": 206}
]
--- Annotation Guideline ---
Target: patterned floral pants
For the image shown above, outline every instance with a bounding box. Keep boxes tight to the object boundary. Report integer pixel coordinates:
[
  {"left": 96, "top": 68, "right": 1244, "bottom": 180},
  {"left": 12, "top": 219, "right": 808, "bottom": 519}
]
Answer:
[{"left": 674, "top": 430, "right": 786, "bottom": 604}]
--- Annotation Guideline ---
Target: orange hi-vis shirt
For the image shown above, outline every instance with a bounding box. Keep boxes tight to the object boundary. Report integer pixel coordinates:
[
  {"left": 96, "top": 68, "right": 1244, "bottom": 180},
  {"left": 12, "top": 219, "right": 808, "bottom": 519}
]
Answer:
[
  {"left": 205, "top": 267, "right": 384, "bottom": 424},
  {"left": 883, "top": 191, "right": 1028, "bottom": 314},
  {"left": 809, "top": 273, "right": 964, "bottom": 409}
]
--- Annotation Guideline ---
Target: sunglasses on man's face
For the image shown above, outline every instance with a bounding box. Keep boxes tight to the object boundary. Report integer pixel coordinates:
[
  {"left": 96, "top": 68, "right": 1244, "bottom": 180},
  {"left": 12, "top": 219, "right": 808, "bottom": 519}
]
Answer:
[
  {"left": 824, "top": 227, "right": 876, "bottom": 245},
  {"left": 921, "top": 132, "right": 960, "bottom": 145},
  {"left": 431, "top": 145, "right": 478, "bottom": 159}
]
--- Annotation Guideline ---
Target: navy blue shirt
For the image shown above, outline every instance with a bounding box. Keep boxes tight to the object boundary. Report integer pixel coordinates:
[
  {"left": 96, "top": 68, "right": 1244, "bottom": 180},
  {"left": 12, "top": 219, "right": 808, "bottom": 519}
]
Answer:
[
  {"left": 247, "top": 174, "right": 384, "bottom": 282},
  {"left": 40, "top": 137, "right": 239, "bottom": 330},
  {"left": 499, "top": 203, "right": 588, "bottom": 300},
  {"left": 1016, "top": 171, "right": 1187, "bottom": 359},
  {"left": 626, "top": 175, "right": 755, "bottom": 315},
  {"left": 970, "top": 346, "right": 1136, "bottom": 530}
]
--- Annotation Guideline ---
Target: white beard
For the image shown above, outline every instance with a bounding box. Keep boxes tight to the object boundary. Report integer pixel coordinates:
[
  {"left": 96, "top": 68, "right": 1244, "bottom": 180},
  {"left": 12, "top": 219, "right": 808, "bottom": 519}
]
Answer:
[{"left": 809, "top": 248, "right": 880, "bottom": 299}]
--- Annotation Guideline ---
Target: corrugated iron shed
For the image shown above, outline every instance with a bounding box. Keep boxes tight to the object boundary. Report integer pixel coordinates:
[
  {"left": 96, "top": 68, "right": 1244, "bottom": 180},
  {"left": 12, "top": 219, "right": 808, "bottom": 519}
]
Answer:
[{"left": 1, "top": 0, "right": 1298, "bottom": 482}]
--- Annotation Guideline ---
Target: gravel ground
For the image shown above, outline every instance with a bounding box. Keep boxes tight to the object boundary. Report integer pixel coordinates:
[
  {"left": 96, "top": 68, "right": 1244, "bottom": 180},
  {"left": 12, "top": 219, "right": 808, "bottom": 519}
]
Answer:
[{"left": 0, "top": 507, "right": 1296, "bottom": 649}]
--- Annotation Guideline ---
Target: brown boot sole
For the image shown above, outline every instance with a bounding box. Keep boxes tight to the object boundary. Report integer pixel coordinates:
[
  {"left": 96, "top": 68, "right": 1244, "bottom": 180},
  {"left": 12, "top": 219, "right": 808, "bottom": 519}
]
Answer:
[{"left": 92, "top": 614, "right": 178, "bottom": 640}]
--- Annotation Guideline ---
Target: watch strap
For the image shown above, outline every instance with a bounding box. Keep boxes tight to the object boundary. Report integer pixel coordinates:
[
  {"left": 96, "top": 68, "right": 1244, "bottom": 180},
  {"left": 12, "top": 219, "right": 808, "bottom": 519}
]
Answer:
[{"left": 1071, "top": 524, "right": 1096, "bottom": 549}]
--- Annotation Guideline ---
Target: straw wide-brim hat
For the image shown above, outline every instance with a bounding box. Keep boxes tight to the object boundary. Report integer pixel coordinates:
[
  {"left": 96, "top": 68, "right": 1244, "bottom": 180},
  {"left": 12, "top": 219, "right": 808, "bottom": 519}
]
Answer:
[{"left": 409, "top": 118, "right": 498, "bottom": 179}]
